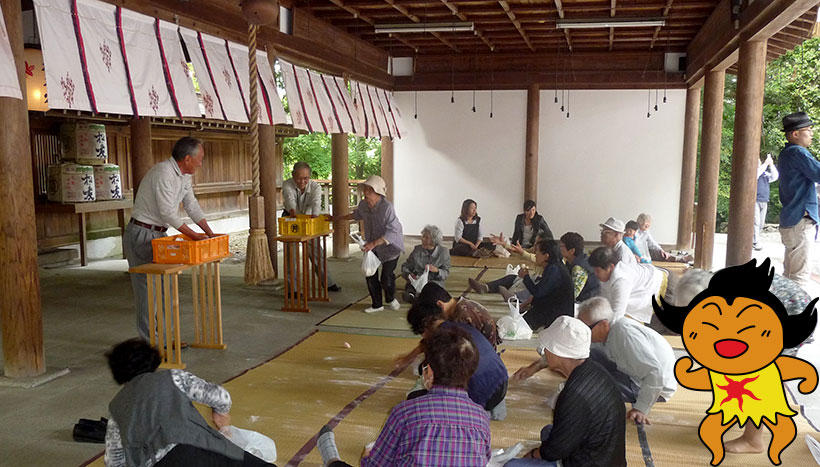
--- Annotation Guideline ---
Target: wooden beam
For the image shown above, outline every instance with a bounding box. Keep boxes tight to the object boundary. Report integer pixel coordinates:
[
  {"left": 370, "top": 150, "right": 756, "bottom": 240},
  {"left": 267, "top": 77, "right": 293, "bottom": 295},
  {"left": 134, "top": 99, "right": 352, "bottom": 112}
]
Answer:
[
  {"left": 389, "top": 33, "right": 419, "bottom": 53},
  {"left": 525, "top": 84, "right": 539, "bottom": 203},
  {"left": 259, "top": 125, "right": 279, "bottom": 278},
  {"left": 649, "top": 0, "right": 675, "bottom": 49},
  {"left": 687, "top": 0, "right": 820, "bottom": 85},
  {"left": 726, "top": 40, "right": 767, "bottom": 267},
  {"left": 677, "top": 86, "right": 701, "bottom": 250},
  {"left": 439, "top": 0, "right": 495, "bottom": 51},
  {"left": 609, "top": 27, "right": 614, "bottom": 51},
  {"left": 694, "top": 69, "right": 725, "bottom": 270},
  {"left": 331, "top": 134, "right": 350, "bottom": 259},
  {"left": 382, "top": 0, "right": 460, "bottom": 52},
  {"left": 380, "top": 136, "right": 394, "bottom": 202},
  {"left": 1, "top": 0, "right": 45, "bottom": 378},
  {"left": 499, "top": 0, "right": 536, "bottom": 52}
]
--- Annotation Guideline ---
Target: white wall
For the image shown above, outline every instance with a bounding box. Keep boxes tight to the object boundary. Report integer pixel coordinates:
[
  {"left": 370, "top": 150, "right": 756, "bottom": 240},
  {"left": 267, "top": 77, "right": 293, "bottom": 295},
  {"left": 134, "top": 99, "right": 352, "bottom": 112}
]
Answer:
[
  {"left": 394, "top": 90, "right": 526, "bottom": 239},
  {"left": 538, "top": 89, "right": 686, "bottom": 244},
  {"left": 393, "top": 89, "right": 686, "bottom": 246}
]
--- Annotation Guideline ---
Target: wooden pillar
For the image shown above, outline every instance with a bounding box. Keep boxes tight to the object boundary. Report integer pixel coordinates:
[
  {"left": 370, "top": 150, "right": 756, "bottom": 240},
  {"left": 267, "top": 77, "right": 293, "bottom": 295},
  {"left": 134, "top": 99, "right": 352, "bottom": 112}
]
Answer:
[
  {"left": 332, "top": 133, "right": 350, "bottom": 259},
  {"left": 726, "top": 40, "right": 768, "bottom": 267},
  {"left": 676, "top": 86, "right": 702, "bottom": 250},
  {"left": 380, "top": 136, "right": 394, "bottom": 202},
  {"left": 130, "top": 117, "right": 153, "bottom": 194},
  {"left": 0, "top": 0, "right": 45, "bottom": 378},
  {"left": 694, "top": 69, "right": 726, "bottom": 270},
  {"left": 524, "top": 84, "right": 539, "bottom": 203},
  {"left": 259, "top": 125, "right": 278, "bottom": 277}
]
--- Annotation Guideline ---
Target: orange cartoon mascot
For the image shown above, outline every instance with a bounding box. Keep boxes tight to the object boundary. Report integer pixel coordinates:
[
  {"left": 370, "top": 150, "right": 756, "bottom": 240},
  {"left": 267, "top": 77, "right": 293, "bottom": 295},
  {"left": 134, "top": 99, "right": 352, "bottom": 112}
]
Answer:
[{"left": 653, "top": 258, "right": 818, "bottom": 465}]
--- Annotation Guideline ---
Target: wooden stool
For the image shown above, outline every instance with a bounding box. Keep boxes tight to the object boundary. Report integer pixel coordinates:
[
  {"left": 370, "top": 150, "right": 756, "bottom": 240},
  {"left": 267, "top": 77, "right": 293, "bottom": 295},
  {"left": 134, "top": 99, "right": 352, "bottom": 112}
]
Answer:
[
  {"left": 129, "top": 259, "right": 226, "bottom": 369},
  {"left": 276, "top": 233, "right": 330, "bottom": 313}
]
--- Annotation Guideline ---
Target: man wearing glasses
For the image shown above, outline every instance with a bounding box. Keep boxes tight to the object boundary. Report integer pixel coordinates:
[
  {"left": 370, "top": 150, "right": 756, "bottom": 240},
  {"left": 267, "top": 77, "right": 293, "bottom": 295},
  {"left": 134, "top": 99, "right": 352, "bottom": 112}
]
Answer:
[{"left": 777, "top": 112, "right": 818, "bottom": 288}]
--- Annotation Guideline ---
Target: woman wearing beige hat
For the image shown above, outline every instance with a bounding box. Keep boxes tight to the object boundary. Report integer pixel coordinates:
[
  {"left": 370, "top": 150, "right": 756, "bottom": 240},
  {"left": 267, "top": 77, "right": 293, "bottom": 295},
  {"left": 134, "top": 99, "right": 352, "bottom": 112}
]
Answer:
[{"left": 333, "top": 175, "right": 404, "bottom": 313}]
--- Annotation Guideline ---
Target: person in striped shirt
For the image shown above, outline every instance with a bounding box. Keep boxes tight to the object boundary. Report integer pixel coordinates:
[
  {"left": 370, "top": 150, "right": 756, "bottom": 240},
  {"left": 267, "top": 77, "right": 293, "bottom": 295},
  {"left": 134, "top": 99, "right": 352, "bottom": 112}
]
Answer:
[{"left": 316, "top": 325, "right": 492, "bottom": 466}]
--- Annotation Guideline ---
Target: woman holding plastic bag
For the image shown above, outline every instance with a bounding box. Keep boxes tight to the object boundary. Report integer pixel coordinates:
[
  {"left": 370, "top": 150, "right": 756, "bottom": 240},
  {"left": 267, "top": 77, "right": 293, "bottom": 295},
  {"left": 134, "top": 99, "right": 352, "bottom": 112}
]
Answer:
[
  {"left": 332, "top": 175, "right": 404, "bottom": 314},
  {"left": 400, "top": 225, "right": 450, "bottom": 303}
]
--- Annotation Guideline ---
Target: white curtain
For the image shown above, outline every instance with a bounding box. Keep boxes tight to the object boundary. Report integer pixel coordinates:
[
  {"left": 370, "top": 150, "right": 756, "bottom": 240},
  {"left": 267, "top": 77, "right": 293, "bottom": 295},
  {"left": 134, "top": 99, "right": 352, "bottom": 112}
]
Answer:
[
  {"left": 0, "top": 2, "right": 22, "bottom": 99},
  {"left": 73, "top": 0, "right": 133, "bottom": 114},
  {"left": 308, "top": 70, "right": 341, "bottom": 134},
  {"left": 119, "top": 9, "right": 176, "bottom": 116},
  {"left": 197, "top": 32, "right": 247, "bottom": 123},
  {"left": 179, "top": 26, "right": 225, "bottom": 120},
  {"left": 33, "top": 0, "right": 91, "bottom": 111},
  {"left": 257, "top": 53, "right": 288, "bottom": 125},
  {"left": 322, "top": 75, "right": 359, "bottom": 135},
  {"left": 155, "top": 20, "right": 200, "bottom": 118}
]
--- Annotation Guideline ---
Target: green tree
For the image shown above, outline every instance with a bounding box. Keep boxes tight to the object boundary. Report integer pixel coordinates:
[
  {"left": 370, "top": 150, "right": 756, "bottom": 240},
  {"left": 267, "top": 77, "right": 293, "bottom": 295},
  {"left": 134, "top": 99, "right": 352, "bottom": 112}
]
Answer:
[{"left": 282, "top": 133, "right": 382, "bottom": 180}]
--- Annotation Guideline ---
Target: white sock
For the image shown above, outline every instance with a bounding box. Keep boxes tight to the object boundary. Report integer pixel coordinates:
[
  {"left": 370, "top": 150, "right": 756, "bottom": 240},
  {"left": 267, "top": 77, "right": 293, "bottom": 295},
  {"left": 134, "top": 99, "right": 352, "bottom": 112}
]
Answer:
[{"left": 317, "top": 426, "right": 341, "bottom": 466}]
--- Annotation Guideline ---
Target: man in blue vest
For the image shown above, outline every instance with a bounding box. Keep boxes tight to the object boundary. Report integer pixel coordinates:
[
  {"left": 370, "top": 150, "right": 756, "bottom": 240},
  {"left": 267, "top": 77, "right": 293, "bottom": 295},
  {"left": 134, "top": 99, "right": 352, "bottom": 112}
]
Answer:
[
  {"left": 778, "top": 111, "right": 817, "bottom": 287},
  {"left": 754, "top": 153, "right": 778, "bottom": 251}
]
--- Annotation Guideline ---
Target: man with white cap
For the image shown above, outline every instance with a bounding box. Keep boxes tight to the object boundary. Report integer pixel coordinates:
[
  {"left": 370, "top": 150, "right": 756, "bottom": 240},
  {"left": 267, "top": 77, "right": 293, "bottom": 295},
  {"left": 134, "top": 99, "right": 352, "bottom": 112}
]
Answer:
[
  {"left": 333, "top": 175, "right": 404, "bottom": 313},
  {"left": 599, "top": 217, "right": 637, "bottom": 266},
  {"left": 577, "top": 296, "right": 676, "bottom": 425},
  {"left": 506, "top": 316, "right": 626, "bottom": 466}
]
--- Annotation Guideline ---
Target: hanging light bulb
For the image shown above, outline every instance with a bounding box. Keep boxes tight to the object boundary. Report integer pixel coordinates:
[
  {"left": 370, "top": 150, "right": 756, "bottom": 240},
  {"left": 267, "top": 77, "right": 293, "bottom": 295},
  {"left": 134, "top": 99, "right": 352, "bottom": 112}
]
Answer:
[
  {"left": 647, "top": 89, "right": 651, "bottom": 118},
  {"left": 654, "top": 89, "right": 659, "bottom": 111},
  {"left": 566, "top": 90, "right": 570, "bottom": 118},
  {"left": 472, "top": 89, "right": 476, "bottom": 112},
  {"left": 414, "top": 90, "right": 418, "bottom": 119}
]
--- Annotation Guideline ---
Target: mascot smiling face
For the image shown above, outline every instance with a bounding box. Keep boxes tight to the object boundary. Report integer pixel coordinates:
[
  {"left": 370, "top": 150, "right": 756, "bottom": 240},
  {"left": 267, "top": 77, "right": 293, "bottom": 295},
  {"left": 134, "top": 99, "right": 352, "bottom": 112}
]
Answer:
[{"left": 654, "top": 258, "right": 818, "bottom": 466}]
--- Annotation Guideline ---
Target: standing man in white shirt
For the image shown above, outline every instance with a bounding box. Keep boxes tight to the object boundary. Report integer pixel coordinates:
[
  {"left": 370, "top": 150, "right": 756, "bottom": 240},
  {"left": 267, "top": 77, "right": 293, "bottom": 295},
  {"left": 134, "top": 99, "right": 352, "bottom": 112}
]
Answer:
[
  {"left": 124, "top": 137, "right": 215, "bottom": 340},
  {"left": 281, "top": 162, "right": 340, "bottom": 292}
]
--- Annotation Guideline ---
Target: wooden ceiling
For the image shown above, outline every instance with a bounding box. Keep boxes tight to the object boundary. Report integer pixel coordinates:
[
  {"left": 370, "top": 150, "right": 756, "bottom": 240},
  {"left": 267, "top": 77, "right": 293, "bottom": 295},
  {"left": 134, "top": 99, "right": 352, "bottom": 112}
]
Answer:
[{"left": 301, "top": 0, "right": 717, "bottom": 55}]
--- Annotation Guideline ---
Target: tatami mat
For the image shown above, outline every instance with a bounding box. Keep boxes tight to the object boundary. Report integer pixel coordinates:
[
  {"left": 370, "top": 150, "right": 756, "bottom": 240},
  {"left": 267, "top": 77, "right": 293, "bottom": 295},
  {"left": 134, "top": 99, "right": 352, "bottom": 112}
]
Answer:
[{"left": 451, "top": 254, "right": 537, "bottom": 269}]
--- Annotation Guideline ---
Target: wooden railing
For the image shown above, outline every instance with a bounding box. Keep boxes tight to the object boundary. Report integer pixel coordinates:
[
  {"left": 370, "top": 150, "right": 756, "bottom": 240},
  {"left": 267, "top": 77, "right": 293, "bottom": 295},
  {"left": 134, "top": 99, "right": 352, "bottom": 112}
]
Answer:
[{"left": 314, "top": 179, "right": 364, "bottom": 214}]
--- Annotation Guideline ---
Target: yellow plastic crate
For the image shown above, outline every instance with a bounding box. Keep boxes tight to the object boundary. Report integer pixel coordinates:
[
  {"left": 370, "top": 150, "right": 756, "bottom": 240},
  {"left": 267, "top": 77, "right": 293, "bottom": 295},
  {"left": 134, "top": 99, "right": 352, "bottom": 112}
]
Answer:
[
  {"left": 278, "top": 216, "right": 307, "bottom": 236},
  {"left": 151, "top": 234, "right": 230, "bottom": 264},
  {"left": 278, "top": 215, "right": 331, "bottom": 236}
]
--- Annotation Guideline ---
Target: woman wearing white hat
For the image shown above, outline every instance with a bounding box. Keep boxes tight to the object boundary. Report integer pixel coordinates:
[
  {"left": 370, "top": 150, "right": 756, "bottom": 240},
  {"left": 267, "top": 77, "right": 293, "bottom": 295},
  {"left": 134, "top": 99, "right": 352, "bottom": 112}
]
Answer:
[
  {"left": 506, "top": 316, "right": 626, "bottom": 466},
  {"left": 333, "top": 175, "right": 404, "bottom": 313}
]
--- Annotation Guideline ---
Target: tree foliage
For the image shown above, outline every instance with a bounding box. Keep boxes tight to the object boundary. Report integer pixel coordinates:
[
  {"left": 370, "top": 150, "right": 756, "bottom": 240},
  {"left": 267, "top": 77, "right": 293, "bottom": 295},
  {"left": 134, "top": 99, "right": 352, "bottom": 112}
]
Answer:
[
  {"left": 715, "top": 37, "right": 820, "bottom": 231},
  {"left": 282, "top": 133, "right": 382, "bottom": 180}
]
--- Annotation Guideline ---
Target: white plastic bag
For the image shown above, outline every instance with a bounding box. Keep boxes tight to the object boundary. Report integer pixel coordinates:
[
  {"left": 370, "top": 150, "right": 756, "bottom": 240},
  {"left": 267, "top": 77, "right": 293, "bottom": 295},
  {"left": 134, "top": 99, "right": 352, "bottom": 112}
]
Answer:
[
  {"left": 408, "top": 265, "right": 430, "bottom": 292},
  {"left": 493, "top": 244, "right": 511, "bottom": 258},
  {"left": 349, "top": 232, "right": 365, "bottom": 248},
  {"left": 496, "top": 296, "right": 532, "bottom": 340},
  {"left": 220, "top": 425, "right": 277, "bottom": 463},
  {"left": 505, "top": 264, "right": 521, "bottom": 276},
  {"left": 362, "top": 250, "right": 381, "bottom": 277}
]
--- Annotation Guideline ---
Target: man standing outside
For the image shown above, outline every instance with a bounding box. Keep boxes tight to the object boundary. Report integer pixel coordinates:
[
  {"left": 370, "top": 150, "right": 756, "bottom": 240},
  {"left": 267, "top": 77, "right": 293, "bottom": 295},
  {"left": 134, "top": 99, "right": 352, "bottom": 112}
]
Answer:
[
  {"left": 778, "top": 112, "right": 818, "bottom": 287},
  {"left": 125, "top": 137, "right": 215, "bottom": 340},
  {"left": 282, "top": 161, "right": 340, "bottom": 292},
  {"left": 754, "top": 153, "right": 779, "bottom": 251}
]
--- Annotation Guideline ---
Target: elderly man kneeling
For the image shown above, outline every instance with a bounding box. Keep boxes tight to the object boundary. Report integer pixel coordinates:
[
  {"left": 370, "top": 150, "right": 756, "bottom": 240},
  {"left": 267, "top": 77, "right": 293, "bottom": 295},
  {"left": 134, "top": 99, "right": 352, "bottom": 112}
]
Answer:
[
  {"left": 578, "top": 297, "right": 677, "bottom": 425},
  {"left": 507, "top": 316, "right": 626, "bottom": 466}
]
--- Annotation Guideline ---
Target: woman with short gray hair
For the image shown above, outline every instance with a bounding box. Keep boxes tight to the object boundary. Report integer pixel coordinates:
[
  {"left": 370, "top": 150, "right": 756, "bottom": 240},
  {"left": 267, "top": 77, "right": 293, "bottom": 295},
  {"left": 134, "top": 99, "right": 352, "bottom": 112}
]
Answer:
[{"left": 400, "top": 225, "right": 451, "bottom": 302}]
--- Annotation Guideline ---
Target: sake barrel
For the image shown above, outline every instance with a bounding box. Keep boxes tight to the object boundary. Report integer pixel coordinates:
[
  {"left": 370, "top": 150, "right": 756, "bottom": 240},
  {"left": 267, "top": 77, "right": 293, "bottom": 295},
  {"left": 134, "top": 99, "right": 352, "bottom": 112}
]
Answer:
[
  {"left": 60, "top": 123, "right": 108, "bottom": 165},
  {"left": 47, "top": 163, "right": 96, "bottom": 203},
  {"left": 93, "top": 164, "right": 123, "bottom": 200}
]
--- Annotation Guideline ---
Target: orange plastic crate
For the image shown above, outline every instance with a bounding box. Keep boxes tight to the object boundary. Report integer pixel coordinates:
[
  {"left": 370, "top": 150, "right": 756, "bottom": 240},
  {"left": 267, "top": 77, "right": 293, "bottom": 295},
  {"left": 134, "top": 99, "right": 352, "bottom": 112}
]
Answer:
[{"left": 151, "top": 234, "right": 230, "bottom": 264}]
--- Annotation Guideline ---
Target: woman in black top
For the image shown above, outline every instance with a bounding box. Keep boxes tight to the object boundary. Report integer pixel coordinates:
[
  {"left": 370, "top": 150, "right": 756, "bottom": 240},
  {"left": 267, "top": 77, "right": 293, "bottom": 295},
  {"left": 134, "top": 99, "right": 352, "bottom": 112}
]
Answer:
[
  {"left": 517, "top": 239, "right": 574, "bottom": 330},
  {"left": 451, "top": 199, "right": 494, "bottom": 257},
  {"left": 510, "top": 200, "right": 554, "bottom": 248}
]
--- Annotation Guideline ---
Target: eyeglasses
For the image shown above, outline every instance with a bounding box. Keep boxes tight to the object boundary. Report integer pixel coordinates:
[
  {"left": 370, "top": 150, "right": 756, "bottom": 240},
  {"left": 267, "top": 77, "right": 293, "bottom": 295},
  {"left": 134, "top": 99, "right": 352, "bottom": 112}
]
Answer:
[{"left": 587, "top": 320, "right": 602, "bottom": 330}]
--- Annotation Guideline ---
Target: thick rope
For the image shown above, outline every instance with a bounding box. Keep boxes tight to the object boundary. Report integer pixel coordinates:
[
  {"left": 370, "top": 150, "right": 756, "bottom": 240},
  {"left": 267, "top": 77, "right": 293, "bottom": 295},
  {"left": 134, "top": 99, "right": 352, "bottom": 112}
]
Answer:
[{"left": 248, "top": 24, "right": 260, "bottom": 197}]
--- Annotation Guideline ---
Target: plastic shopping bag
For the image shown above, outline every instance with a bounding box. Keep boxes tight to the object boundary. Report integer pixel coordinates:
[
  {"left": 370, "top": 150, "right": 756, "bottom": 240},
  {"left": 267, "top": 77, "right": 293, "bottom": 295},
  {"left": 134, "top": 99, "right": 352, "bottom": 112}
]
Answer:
[
  {"left": 349, "top": 232, "right": 365, "bottom": 248},
  {"left": 408, "top": 265, "right": 430, "bottom": 292},
  {"left": 505, "top": 264, "right": 521, "bottom": 276},
  {"left": 362, "top": 250, "right": 381, "bottom": 277},
  {"left": 496, "top": 296, "right": 532, "bottom": 340},
  {"left": 493, "top": 244, "right": 511, "bottom": 258},
  {"left": 220, "top": 425, "right": 277, "bottom": 463}
]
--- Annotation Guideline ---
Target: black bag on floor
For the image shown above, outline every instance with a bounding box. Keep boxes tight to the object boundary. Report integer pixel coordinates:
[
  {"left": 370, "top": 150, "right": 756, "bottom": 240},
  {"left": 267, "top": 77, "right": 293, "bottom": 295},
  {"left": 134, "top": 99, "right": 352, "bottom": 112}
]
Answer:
[{"left": 72, "top": 417, "right": 108, "bottom": 443}]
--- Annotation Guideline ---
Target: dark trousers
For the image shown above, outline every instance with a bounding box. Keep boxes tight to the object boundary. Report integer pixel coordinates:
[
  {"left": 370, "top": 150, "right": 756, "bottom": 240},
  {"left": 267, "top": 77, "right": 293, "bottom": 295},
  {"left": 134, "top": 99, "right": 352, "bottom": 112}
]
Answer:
[
  {"left": 450, "top": 241, "right": 494, "bottom": 257},
  {"left": 588, "top": 348, "right": 639, "bottom": 403},
  {"left": 488, "top": 274, "right": 517, "bottom": 293},
  {"left": 156, "top": 444, "right": 275, "bottom": 466},
  {"left": 366, "top": 258, "right": 398, "bottom": 308}
]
